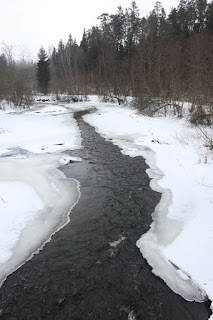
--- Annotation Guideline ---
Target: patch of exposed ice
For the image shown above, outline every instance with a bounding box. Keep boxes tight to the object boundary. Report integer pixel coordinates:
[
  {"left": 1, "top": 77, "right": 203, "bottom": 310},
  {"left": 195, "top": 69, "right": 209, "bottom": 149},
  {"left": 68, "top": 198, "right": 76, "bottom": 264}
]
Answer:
[
  {"left": 109, "top": 236, "right": 126, "bottom": 248},
  {"left": 60, "top": 156, "right": 82, "bottom": 164},
  {"left": 128, "top": 310, "right": 137, "bottom": 320}
]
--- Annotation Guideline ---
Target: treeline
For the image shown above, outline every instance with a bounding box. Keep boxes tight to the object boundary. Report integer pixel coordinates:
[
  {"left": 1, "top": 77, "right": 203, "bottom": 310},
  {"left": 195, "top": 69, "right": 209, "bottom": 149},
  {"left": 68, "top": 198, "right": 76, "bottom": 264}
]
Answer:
[
  {"left": 0, "top": 44, "right": 35, "bottom": 107},
  {"left": 1, "top": 0, "right": 213, "bottom": 116},
  {"left": 50, "top": 0, "right": 213, "bottom": 108}
]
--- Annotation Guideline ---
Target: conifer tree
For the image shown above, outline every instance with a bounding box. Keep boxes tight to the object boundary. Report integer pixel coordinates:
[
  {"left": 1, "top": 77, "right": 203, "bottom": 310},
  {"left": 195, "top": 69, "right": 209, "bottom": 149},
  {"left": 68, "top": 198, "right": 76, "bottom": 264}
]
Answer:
[{"left": 36, "top": 47, "right": 50, "bottom": 94}]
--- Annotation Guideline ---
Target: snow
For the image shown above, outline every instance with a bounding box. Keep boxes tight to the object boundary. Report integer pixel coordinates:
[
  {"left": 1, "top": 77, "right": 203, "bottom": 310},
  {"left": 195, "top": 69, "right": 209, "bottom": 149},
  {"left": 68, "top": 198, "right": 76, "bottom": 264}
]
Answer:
[
  {"left": 83, "top": 103, "right": 213, "bottom": 315},
  {"left": 0, "top": 181, "right": 43, "bottom": 265},
  {"left": 0, "top": 105, "right": 81, "bottom": 155},
  {"left": 0, "top": 103, "right": 81, "bottom": 286},
  {"left": 59, "top": 155, "right": 82, "bottom": 164},
  {"left": 30, "top": 105, "right": 68, "bottom": 114}
]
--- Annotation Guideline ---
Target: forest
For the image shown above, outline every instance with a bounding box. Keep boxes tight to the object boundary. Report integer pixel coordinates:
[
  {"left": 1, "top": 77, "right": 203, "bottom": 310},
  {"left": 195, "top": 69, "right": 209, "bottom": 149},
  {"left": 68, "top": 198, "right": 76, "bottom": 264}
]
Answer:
[{"left": 0, "top": 0, "right": 213, "bottom": 122}]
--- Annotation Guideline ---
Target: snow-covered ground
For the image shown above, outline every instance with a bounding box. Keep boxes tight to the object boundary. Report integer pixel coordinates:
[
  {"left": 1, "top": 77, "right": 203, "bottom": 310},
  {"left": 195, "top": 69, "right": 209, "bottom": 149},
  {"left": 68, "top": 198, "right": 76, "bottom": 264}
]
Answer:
[{"left": 0, "top": 96, "right": 213, "bottom": 317}]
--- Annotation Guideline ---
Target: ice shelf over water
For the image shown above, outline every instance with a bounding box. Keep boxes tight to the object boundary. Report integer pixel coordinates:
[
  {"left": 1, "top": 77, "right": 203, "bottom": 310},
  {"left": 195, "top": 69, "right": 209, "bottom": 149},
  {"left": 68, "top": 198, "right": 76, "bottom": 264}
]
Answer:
[{"left": 0, "top": 103, "right": 81, "bottom": 286}]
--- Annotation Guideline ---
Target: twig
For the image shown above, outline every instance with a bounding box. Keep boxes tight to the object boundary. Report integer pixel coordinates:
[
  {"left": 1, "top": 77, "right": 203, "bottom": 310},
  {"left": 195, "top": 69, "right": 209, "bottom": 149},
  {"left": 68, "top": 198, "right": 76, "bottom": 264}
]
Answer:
[
  {"left": 195, "top": 180, "right": 213, "bottom": 188},
  {"left": 0, "top": 195, "right": 5, "bottom": 203},
  {"left": 198, "top": 126, "right": 213, "bottom": 149}
]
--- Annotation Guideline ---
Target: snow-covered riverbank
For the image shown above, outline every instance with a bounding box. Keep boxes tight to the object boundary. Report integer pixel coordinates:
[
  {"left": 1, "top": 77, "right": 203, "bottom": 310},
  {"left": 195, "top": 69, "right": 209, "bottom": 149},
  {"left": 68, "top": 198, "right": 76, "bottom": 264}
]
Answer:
[{"left": 83, "top": 97, "right": 213, "bottom": 317}]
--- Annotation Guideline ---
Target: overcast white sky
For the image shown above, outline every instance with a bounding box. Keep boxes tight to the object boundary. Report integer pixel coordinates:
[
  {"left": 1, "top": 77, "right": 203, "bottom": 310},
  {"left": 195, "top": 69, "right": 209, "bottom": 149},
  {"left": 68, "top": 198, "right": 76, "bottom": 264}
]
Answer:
[{"left": 0, "top": 0, "right": 180, "bottom": 61}]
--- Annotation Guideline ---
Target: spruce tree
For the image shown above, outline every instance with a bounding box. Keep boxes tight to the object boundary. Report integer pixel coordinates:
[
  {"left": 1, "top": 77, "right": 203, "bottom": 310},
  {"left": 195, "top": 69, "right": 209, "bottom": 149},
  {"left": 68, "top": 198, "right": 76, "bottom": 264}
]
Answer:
[{"left": 36, "top": 47, "right": 50, "bottom": 94}]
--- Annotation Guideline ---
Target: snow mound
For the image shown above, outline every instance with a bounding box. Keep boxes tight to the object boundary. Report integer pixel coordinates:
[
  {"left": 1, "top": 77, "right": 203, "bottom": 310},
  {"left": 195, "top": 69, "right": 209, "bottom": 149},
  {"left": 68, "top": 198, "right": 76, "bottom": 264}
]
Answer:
[{"left": 60, "top": 156, "right": 82, "bottom": 164}]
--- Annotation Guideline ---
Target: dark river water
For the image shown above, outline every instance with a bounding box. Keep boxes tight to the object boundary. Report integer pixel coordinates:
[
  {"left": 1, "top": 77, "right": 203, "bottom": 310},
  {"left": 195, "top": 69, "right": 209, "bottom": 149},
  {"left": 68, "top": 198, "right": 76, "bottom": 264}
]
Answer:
[{"left": 0, "top": 113, "right": 211, "bottom": 319}]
